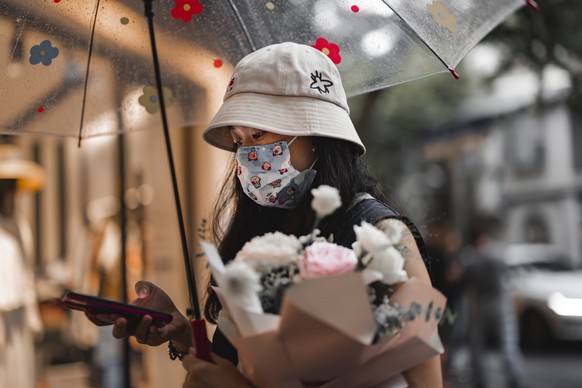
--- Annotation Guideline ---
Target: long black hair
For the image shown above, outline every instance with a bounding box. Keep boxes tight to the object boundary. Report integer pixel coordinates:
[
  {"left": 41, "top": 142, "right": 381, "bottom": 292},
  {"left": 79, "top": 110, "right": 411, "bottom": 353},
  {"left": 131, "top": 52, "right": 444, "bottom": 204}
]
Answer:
[{"left": 204, "top": 137, "right": 390, "bottom": 323}]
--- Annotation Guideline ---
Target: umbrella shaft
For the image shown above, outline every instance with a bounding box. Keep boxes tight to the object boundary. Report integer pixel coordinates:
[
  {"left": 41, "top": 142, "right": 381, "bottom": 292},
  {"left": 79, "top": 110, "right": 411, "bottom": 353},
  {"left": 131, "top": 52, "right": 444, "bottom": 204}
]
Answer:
[{"left": 142, "top": 0, "right": 201, "bottom": 320}]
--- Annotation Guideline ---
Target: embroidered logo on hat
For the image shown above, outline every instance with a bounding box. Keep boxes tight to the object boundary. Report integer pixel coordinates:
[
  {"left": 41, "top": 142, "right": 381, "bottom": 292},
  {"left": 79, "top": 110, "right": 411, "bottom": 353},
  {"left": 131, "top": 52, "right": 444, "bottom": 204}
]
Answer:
[
  {"left": 309, "top": 71, "right": 333, "bottom": 94},
  {"left": 227, "top": 77, "right": 236, "bottom": 92}
]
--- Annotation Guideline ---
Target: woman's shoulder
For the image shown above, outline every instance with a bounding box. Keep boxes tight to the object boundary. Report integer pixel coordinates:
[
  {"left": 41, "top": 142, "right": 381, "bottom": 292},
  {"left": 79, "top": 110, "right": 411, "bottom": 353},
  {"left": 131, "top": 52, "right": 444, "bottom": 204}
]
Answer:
[
  {"left": 344, "top": 194, "right": 431, "bottom": 272},
  {"left": 333, "top": 195, "right": 399, "bottom": 247},
  {"left": 346, "top": 194, "right": 400, "bottom": 221}
]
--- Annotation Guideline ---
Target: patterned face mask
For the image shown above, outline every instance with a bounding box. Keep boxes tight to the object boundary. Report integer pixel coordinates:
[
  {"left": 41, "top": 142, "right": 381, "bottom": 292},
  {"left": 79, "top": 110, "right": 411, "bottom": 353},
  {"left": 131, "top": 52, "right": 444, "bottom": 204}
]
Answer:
[{"left": 235, "top": 137, "right": 317, "bottom": 209}]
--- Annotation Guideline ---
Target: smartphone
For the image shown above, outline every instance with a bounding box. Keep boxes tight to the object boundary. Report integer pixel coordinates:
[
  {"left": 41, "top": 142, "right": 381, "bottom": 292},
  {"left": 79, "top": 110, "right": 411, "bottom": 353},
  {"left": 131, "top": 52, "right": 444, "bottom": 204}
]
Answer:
[{"left": 58, "top": 290, "right": 173, "bottom": 328}]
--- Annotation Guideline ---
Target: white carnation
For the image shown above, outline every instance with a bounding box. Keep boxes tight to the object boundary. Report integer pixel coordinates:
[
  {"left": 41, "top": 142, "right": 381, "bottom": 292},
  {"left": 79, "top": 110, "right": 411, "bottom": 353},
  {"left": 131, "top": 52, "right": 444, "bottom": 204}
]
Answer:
[
  {"left": 235, "top": 232, "right": 301, "bottom": 269},
  {"left": 354, "top": 221, "right": 408, "bottom": 285},
  {"left": 367, "top": 246, "right": 408, "bottom": 285},
  {"left": 353, "top": 221, "right": 393, "bottom": 254},
  {"left": 311, "top": 185, "right": 342, "bottom": 218},
  {"left": 351, "top": 241, "right": 363, "bottom": 257},
  {"left": 380, "top": 218, "right": 405, "bottom": 245}
]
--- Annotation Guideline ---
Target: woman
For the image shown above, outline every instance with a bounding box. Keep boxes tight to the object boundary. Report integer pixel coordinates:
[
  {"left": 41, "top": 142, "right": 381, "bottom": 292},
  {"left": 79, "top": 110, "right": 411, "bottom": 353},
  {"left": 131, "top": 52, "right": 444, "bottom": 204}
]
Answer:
[{"left": 91, "top": 42, "right": 442, "bottom": 387}]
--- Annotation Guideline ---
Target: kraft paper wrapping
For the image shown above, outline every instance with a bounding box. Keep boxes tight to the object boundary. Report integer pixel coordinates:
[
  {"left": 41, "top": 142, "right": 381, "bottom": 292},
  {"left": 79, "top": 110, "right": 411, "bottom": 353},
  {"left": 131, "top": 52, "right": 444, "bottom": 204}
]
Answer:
[{"left": 203, "top": 242, "right": 446, "bottom": 387}]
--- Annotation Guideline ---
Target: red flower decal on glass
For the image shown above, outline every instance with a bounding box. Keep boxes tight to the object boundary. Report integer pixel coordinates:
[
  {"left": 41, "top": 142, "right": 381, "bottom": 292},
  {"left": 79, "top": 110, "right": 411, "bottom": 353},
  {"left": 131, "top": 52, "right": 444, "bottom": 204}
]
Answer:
[
  {"left": 312, "top": 37, "right": 341, "bottom": 65},
  {"left": 171, "top": 0, "right": 203, "bottom": 23}
]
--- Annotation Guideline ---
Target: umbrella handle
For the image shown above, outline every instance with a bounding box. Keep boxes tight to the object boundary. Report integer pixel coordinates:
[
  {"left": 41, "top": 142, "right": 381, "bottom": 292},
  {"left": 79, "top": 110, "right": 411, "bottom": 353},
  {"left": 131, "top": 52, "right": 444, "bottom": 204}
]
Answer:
[{"left": 191, "top": 318, "right": 213, "bottom": 362}]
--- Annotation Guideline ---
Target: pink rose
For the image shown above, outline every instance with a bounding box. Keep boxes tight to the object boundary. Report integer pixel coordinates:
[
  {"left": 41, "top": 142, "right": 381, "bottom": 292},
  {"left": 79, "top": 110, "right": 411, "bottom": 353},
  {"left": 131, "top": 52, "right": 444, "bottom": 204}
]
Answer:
[{"left": 298, "top": 242, "right": 358, "bottom": 279}]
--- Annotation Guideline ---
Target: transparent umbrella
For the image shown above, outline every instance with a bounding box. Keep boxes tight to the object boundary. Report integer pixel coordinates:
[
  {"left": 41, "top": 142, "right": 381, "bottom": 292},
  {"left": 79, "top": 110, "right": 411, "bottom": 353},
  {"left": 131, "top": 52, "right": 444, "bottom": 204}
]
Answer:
[
  {"left": 0, "top": 0, "right": 535, "bottom": 364},
  {"left": 0, "top": 0, "right": 536, "bottom": 140}
]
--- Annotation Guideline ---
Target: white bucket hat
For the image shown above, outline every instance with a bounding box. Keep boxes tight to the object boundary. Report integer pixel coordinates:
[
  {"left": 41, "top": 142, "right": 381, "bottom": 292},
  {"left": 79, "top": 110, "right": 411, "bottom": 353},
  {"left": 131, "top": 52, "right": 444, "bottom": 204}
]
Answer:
[
  {"left": 0, "top": 144, "right": 45, "bottom": 192},
  {"left": 203, "top": 42, "right": 365, "bottom": 155}
]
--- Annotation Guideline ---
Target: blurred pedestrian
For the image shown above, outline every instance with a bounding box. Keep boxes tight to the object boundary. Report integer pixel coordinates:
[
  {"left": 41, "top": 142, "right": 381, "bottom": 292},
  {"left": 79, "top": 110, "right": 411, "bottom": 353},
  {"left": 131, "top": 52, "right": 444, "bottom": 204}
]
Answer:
[
  {"left": 0, "top": 143, "right": 45, "bottom": 388},
  {"left": 461, "top": 217, "right": 525, "bottom": 388},
  {"left": 425, "top": 220, "right": 463, "bottom": 379}
]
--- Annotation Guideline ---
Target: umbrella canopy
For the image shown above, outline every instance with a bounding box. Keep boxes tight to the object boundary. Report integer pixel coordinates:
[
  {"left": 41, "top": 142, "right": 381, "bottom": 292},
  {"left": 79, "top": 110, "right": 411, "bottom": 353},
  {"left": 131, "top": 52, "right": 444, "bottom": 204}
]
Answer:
[{"left": 0, "top": 0, "right": 530, "bottom": 140}]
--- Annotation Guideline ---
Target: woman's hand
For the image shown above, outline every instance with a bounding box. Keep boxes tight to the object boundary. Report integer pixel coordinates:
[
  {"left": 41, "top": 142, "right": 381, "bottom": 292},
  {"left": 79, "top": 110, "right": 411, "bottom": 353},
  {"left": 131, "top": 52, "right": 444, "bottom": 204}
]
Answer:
[
  {"left": 182, "top": 349, "right": 254, "bottom": 388},
  {"left": 86, "top": 281, "right": 191, "bottom": 351}
]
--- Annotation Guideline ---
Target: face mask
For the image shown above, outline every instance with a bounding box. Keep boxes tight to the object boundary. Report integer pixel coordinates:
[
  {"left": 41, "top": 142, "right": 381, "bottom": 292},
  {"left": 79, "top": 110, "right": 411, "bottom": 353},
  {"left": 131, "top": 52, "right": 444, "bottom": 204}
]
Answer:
[{"left": 236, "top": 137, "right": 317, "bottom": 209}]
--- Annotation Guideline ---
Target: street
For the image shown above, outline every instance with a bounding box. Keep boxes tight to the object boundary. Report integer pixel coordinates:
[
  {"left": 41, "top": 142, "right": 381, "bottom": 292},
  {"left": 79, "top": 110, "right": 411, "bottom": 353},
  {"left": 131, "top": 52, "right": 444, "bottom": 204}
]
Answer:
[{"left": 448, "top": 342, "right": 582, "bottom": 388}]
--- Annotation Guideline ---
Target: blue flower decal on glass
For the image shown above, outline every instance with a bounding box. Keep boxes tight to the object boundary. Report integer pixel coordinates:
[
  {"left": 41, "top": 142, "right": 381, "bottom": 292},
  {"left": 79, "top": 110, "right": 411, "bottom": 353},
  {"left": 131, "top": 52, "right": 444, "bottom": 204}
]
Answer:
[{"left": 29, "top": 40, "right": 59, "bottom": 66}]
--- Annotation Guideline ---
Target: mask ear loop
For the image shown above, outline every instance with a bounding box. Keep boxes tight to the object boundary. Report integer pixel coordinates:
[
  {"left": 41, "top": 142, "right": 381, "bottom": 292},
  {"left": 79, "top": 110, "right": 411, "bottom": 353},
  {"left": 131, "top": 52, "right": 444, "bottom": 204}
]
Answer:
[
  {"left": 288, "top": 136, "right": 318, "bottom": 169},
  {"left": 309, "top": 143, "right": 318, "bottom": 170},
  {"left": 309, "top": 157, "right": 318, "bottom": 169}
]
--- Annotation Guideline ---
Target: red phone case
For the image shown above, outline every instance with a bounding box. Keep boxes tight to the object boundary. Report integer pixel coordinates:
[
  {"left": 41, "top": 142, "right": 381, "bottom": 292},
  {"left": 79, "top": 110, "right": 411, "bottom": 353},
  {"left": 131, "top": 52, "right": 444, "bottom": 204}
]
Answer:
[{"left": 59, "top": 291, "right": 173, "bottom": 327}]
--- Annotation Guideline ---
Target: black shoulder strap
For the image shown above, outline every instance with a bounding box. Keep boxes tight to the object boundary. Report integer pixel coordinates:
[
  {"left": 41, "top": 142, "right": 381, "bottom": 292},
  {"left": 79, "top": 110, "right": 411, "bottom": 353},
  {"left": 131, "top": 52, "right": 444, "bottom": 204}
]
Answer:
[
  {"left": 334, "top": 198, "right": 430, "bottom": 272},
  {"left": 211, "top": 326, "right": 238, "bottom": 365}
]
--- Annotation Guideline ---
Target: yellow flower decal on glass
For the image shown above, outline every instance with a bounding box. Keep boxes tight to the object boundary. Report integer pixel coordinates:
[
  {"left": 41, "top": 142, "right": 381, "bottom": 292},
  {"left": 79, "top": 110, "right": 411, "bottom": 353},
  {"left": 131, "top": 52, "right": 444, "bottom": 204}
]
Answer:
[
  {"left": 138, "top": 86, "right": 174, "bottom": 114},
  {"left": 427, "top": 0, "right": 458, "bottom": 34}
]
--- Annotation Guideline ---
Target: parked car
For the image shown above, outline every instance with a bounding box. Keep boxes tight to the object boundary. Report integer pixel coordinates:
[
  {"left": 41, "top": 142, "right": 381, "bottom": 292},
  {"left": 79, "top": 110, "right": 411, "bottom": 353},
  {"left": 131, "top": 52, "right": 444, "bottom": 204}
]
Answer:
[{"left": 505, "top": 244, "right": 582, "bottom": 348}]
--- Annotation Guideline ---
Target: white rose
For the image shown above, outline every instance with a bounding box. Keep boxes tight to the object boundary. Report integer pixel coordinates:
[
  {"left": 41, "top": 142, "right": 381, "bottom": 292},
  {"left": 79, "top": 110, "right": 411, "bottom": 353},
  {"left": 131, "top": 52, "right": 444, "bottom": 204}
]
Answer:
[
  {"left": 311, "top": 185, "right": 342, "bottom": 218},
  {"left": 235, "top": 232, "right": 301, "bottom": 269}
]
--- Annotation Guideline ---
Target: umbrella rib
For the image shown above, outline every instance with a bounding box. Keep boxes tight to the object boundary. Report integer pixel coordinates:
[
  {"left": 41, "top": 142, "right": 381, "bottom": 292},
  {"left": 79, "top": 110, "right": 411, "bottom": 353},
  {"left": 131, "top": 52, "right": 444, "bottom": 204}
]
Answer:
[
  {"left": 9, "top": 10, "right": 28, "bottom": 62},
  {"left": 77, "top": 0, "right": 102, "bottom": 146},
  {"left": 7, "top": 78, "right": 84, "bottom": 132},
  {"left": 226, "top": 0, "right": 257, "bottom": 51}
]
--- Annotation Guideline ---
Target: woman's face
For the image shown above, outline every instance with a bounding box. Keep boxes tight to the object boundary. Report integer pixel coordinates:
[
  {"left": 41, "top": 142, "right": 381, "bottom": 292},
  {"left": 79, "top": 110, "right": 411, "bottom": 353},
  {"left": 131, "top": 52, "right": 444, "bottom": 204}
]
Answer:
[{"left": 229, "top": 126, "right": 316, "bottom": 172}]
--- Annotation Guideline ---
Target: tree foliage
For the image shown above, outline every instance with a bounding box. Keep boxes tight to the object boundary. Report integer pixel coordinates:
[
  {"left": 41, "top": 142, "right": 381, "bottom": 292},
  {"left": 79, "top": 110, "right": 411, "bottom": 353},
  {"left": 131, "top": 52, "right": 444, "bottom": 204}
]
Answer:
[
  {"left": 485, "top": 0, "right": 582, "bottom": 107},
  {"left": 349, "top": 61, "right": 469, "bottom": 189}
]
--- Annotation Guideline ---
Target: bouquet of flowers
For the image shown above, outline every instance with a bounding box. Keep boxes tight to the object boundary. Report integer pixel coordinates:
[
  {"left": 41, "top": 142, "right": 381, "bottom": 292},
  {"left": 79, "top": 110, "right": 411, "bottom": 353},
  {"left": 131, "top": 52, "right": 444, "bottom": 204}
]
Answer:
[{"left": 202, "top": 185, "right": 446, "bottom": 387}]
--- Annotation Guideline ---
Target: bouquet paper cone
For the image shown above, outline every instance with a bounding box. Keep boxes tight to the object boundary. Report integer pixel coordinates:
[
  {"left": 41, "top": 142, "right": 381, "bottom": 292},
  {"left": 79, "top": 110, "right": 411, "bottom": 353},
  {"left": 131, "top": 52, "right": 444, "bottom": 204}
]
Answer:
[{"left": 203, "top": 242, "right": 446, "bottom": 387}]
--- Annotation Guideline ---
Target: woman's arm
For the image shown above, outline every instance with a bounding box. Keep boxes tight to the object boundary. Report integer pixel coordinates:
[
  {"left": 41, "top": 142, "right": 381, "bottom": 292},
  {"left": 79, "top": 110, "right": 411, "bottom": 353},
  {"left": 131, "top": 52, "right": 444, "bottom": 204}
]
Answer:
[{"left": 376, "top": 218, "right": 444, "bottom": 388}]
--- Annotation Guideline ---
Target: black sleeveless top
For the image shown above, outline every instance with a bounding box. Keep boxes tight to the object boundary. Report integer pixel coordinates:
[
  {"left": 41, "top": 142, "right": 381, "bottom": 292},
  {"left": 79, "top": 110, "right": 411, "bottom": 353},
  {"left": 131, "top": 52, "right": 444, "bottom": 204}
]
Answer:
[{"left": 211, "top": 197, "right": 429, "bottom": 365}]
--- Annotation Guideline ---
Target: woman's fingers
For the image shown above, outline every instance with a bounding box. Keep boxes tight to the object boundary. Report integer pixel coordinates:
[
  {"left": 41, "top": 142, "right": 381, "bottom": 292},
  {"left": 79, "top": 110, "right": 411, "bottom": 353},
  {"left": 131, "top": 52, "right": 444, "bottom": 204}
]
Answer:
[
  {"left": 85, "top": 312, "right": 118, "bottom": 326},
  {"left": 111, "top": 317, "right": 128, "bottom": 339},
  {"left": 132, "top": 315, "right": 154, "bottom": 344}
]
